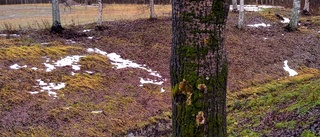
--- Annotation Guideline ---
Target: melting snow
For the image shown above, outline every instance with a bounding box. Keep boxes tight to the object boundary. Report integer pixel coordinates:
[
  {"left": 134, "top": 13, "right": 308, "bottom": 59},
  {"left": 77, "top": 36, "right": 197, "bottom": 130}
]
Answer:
[
  {"left": 66, "top": 39, "right": 76, "bottom": 44},
  {"left": 88, "top": 36, "right": 94, "bottom": 39},
  {"left": 87, "top": 48, "right": 165, "bottom": 88},
  {"left": 83, "top": 29, "right": 91, "bottom": 32},
  {"left": 139, "top": 78, "right": 164, "bottom": 86},
  {"left": 247, "top": 23, "right": 271, "bottom": 27},
  {"left": 31, "top": 67, "right": 38, "bottom": 70},
  {"left": 91, "top": 110, "right": 103, "bottom": 114},
  {"left": 32, "top": 79, "right": 66, "bottom": 98},
  {"left": 9, "top": 64, "right": 27, "bottom": 69},
  {"left": 85, "top": 71, "right": 94, "bottom": 74},
  {"left": 281, "top": 17, "right": 290, "bottom": 23},
  {"left": 43, "top": 63, "right": 55, "bottom": 72},
  {"left": 0, "top": 34, "right": 20, "bottom": 37},
  {"left": 283, "top": 60, "right": 298, "bottom": 76},
  {"left": 87, "top": 48, "right": 162, "bottom": 78},
  {"left": 229, "top": 5, "right": 284, "bottom": 12},
  {"left": 43, "top": 55, "right": 84, "bottom": 72},
  {"left": 160, "top": 87, "right": 165, "bottom": 93}
]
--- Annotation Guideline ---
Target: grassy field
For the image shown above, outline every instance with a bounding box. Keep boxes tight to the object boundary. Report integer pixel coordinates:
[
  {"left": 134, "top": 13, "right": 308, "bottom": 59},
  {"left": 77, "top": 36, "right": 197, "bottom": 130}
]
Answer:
[{"left": 0, "top": 4, "right": 171, "bottom": 30}]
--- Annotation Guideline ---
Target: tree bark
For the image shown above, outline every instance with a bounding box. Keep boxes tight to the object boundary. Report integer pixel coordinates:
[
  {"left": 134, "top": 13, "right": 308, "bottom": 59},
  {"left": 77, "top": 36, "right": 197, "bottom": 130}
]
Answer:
[
  {"left": 238, "top": 0, "right": 244, "bottom": 29},
  {"left": 51, "top": 0, "right": 63, "bottom": 33},
  {"left": 286, "top": 0, "right": 300, "bottom": 31},
  {"left": 149, "top": 0, "right": 157, "bottom": 19},
  {"left": 232, "top": 0, "right": 238, "bottom": 12},
  {"left": 171, "top": 0, "right": 229, "bottom": 136},
  {"left": 303, "top": 0, "right": 310, "bottom": 15},
  {"left": 97, "top": 0, "right": 103, "bottom": 27}
]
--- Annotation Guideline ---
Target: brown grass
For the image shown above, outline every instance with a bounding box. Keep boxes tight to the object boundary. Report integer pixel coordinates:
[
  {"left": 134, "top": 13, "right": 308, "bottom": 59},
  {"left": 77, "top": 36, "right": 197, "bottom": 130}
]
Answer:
[{"left": 0, "top": 4, "right": 171, "bottom": 30}]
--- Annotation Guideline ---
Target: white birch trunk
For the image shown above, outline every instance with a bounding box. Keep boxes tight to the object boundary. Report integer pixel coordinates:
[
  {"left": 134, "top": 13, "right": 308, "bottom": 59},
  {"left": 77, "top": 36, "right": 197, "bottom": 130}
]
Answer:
[
  {"left": 238, "top": 0, "right": 244, "bottom": 29},
  {"left": 51, "top": 0, "right": 63, "bottom": 32},
  {"left": 303, "top": 0, "right": 310, "bottom": 14},
  {"left": 232, "top": 0, "right": 238, "bottom": 12},
  {"left": 287, "top": 0, "right": 301, "bottom": 31},
  {"left": 97, "top": 0, "right": 103, "bottom": 27},
  {"left": 150, "top": 0, "right": 156, "bottom": 19}
]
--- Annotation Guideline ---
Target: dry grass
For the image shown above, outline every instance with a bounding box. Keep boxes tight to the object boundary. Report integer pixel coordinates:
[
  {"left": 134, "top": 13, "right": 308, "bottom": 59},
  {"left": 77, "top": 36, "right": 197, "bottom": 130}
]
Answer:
[{"left": 0, "top": 4, "right": 171, "bottom": 30}]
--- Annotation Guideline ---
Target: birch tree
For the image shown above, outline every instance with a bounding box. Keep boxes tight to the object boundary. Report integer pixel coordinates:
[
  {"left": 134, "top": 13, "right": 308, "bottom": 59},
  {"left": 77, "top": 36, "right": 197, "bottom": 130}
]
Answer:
[
  {"left": 51, "top": 0, "right": 63, "bottom": 33},
  {"left": 232, "top": 0, "right": 238, "bottom": 12},
  {"left": 171, "top": 0, "right": 229, "bottom": 136},
  {"left": 149, "top": 0, "right": 157, "bottom": 19},
  {"left": 238, "top": 0, "right": 244, "bottom": 29},
  {"left": 286, "top": 0, "right": 301, "bottom": 31},
  {"left": 303, "top": 0, "right": 310, "bottom": 15},
  {"left": 97, "top": 0, "right": 103, "bottom": 29}
]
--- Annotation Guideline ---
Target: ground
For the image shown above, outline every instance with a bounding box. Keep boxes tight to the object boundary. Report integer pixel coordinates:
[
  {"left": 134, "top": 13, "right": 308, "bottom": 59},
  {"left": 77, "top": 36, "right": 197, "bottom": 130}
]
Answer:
[{"left": 0, "top": 5, "right": 319, "bottom": 137}]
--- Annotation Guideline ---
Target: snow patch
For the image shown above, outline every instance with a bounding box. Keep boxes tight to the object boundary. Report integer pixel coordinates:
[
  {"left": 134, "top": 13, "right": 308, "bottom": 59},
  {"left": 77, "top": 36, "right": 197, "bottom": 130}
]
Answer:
[
  {"left": 91, "top": 110, "right": 103, "bottom": 114},
  {"left": 229, "top": 5, "right": 284, "bottom": 12},
  {"left": 34, "top": 79, "right": 66, "bottom": 98},
  {"left": 281, "top": 17, "right": 290, "bottom": 23},
  {"left": 66, "top": 39, "right": 76, "bottom": 44},
  {"left": 0, "top": 34, "right": 20, "bottom": 37},
  {"left": 9, "top": 64, "right": 27, "bottom": 69},
  {"left": 160, "top": 87, "right": 165, "bottom": 93},
  {"left": 83, "top": 29, "right": 91, "bottom": 32},
  {"left": 139, "top": 78, "right": 164, "bottom": 86},
  {"left": 43, "top": 55, "right": 84, "bottom": 72},
  {"left": 283, "top": 60, "right": 298, "bottom": 76},
  {"left": 247, "top": 23, "right": 271, "bottom": 27},
  {"left": 88, "top": 36, "right": 94, "bottom": 39}
]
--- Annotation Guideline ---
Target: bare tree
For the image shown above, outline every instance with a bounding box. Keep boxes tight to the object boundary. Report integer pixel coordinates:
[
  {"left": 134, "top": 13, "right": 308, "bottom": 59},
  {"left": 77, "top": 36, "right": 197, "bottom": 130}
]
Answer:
[
  {"left": 232, "top": 0, "right": 238, "bottom": 12},
  {"left": 97, "top": 0, "right": 103, "bottom": 29},
  {"left": 238, "top": 0, "right": 244, "bottom": 29},
  {"left": 303, "top": 0, "right": 310, "bottom": 15},
  {"left": 286, "top": 0, "right": 301, "bottom": 31},
  {"left": 171, "top": 0, "right": 229, "bottom": 136},
  {"left": 149, "top": 0, "right": 157, "bottom": 19},
  {"left": 51, "top": 0, "right": 63, "bottom": 33}
]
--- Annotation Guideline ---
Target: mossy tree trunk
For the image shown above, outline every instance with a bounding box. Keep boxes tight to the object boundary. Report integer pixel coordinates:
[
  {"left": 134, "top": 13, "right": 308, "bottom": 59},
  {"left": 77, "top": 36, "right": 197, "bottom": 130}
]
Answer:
[
  {"left": 286, "top": 0, "right": 301, "bottom": 31},
  {"left": 170, "top": 0, "right": 229, "bottom": 136},
  {"left": 51, "top": 0, "right": 63, "bottom": 33}
]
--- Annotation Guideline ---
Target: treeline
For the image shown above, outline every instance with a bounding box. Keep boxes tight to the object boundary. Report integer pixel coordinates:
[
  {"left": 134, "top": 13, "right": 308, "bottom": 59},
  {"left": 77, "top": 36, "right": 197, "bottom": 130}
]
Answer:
[
  {"left": 0, "top": 0, "right": 319, "bottom": 13},
  {"left": 0, "top": 0, "right": 171, "bottom": 5}
]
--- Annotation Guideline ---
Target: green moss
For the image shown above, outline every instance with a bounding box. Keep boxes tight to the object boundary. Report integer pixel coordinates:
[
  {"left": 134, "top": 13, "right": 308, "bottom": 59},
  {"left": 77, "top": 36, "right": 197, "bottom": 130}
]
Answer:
[
  {"left": 301, "top": 130, "right": 317, "bottom": 137},
  {"left": 274, "top": 120, "right": 296, "bottom": 130},
  {"left": 62, "top": 74, "right": 104, "bottom": 93}
]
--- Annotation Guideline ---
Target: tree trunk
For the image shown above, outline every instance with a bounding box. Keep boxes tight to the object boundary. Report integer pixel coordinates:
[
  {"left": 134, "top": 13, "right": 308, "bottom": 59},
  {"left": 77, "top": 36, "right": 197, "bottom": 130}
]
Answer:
[
  {"left": 286, "top": 0, "right": 300, "bottom": 31},
  {"left": 51, "top": 0, "right": 63, "bottom": 33},
  {"left": 303, "top": 0, "right": 310, "bottom": 15},
  {"left": 238, "top": 0, "right": 244, "bottom": 29},
  {"left": 149, "top": 0, "right": 156, "bottom": 19},
  {"left": 171, "top": 0, "right": 229, "bottom": 136},
  {"left": 97, "top": 0, "right": 103, "bottom": 28},
  {"left": 232, "top": 0, "right": 238, "bottom": 12},
  {"left": 256, "top": 0, "right": 258, "bottom": 5}
]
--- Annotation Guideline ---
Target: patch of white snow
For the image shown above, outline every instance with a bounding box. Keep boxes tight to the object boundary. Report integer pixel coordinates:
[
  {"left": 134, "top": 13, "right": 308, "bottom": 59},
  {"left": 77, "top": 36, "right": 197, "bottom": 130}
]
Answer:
[
  {"left": 247, "top": 23, "right": 271, "bottom": 27},
  {"left": 281, "top": 17, "right": 290, "bottom": 23},
  {"left": 160, "top": 87, "right": 165, "bottom": 93},
  {"left": 83, "top": 29, "right": 91, "bottom": 32},
  {"left": 88, "top": 36, "right": 94, "bottom": 39},
  {"left": 91, "top": 110, "right": 103, "bottom": 114},
  {"left": 9, "top": 64, "right": 27, "bottom": 69},
  {"left": 283, "top": 60, "right": 298, "bottom": 76},
  {"left": 43, "top": 63, "right": 56, "bottom": 72},
  {"left": 139, "top": 78, "right": 164, "bottom": 86}
]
